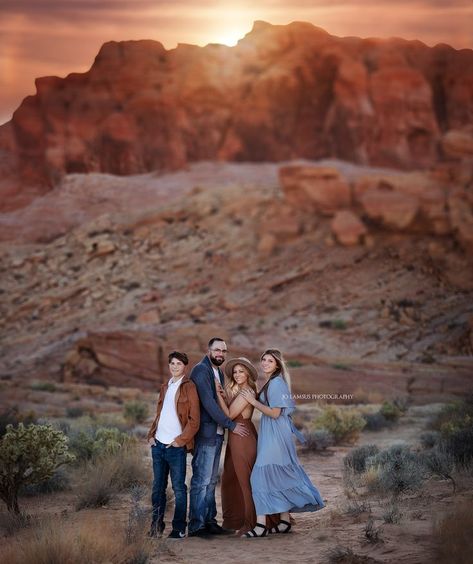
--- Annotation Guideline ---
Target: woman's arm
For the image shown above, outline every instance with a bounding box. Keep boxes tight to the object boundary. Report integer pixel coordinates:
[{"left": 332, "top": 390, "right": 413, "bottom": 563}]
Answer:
[
  {"left": 239, "top": 389, "right": 281, "bottom": 419},
  {"left": 228, "top": 394, "right": 251, "bottom": 420}
]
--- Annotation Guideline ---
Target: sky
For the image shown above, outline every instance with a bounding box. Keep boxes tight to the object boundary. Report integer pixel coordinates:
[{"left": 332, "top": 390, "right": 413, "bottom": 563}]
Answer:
[{"left": 1, "top": 0, "right": 472, "bottom": 125}]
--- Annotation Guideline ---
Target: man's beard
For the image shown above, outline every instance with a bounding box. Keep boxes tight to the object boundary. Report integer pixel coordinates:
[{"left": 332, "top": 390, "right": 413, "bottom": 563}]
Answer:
[{"left": 210, "top": 355, "right": 224, "bottom": 366}]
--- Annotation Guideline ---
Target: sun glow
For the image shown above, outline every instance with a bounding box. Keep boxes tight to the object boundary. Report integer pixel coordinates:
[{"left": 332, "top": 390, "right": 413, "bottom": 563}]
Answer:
[{"left": 212, "top": 25, "right": 247, "bottom": 46}]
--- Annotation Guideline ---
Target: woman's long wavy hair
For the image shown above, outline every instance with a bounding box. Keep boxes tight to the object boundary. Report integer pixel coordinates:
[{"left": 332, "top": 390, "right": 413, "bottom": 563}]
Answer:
[
  {"left": 226, "top": 363, "right": 257, "bottom": 399},
  {"left": 258, "top": 348, "right": 292, "bottom": 402}
]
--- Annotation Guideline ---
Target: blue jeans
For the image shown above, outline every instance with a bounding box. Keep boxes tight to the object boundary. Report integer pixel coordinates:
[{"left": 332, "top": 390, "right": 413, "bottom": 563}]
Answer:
[
  {"left": 151, "top": 441, "right": 187, "bottom": 533},
  {"left": 188, "top": 434, "right": 224, "bottom": 533}
]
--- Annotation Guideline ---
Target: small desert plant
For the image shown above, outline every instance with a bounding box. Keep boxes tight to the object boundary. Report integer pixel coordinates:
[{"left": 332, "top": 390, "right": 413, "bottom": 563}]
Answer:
[
  {"left": 344, "top": 500, "right": 371, "bottom": 517},
  {"left": 434, "top": 503, "right": 473, "bottom": 564},
  {"left": 422, "top": 445, "right": 456, "bottom": 492},
  {"left": 344, "top": 445, "right": 379, "bottom": 474},
  {"left": 362, "top": 411, "right": 390, "bottom": 431},
  {"left": 366, "top": 443, "right": 425, "bottom": 497},
  {"left": 326, "top": 545, "right": 374, "bottom": 563},
  {"left": 124, "top": 401, "right": 149, "bottom": 425},
  {"left": 420, "top": 431, "right": 440, "bottom": 449},
  {"left": 65, "top": 406, "right": 84, "bottom": 418},
  {"left": 301, "top": 429, "right": 335, "bottom": 452},
  {"left": 379, "top": 401, "right": 402, "bottom": 423},
  {"left": 363, "top": 518, "right": 383, "bottom": 544},
  {"left": 313, "top": 405, "right": 366, "bottom": 444},
  {"left": 429, "top": 398, "right": 473, "bottom": 435},
  {"left": 21, "top": 467, "right": 71, "bottom": 496},
  {"left": 75, "top": 444, "right": 149, "bottom": 510},
  {"left": 0, "top": 423, "right": 74, "bottom": 513},
  {"left": 287, "top": 359, "right": 303, "bottom": 368},
  {"left": 444, "top": 427, "right": 473, "bottom": 467},
  {"left": 382, "top": 501, "right": 402, "bottom": 524},
  {"left": 66, "top": 423, "right": 132, "bottom": 463}
]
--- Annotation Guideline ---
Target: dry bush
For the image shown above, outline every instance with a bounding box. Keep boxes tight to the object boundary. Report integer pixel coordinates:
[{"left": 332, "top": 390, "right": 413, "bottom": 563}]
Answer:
[
  {"left": 76, "top": 444, "right": 150, "bottom": 510},
  {"left": 313, "top": 405, "right": 366, "bottom": 444},
  {"left": 434, "top": 503, "right": 473, "bottom": 564},
  {"left": 327, "top": 545, "right": 379, "bottom": 563},
  {"left": 0, "top": 515, "right": 153, "bottom": 564}
]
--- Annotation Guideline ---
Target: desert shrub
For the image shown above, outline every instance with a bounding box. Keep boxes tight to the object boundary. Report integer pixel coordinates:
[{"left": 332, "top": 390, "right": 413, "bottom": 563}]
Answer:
[
  {"left": 344, "top": 500, "right": 371, "bottom": 517},
  {"left": 429, "top": 398, "right": 473, "bottom": 435},
  {"left": 30, "top": 381, "right": 57, "bottom": 392},
  {"left": 327, "top": 545, "right": 374, "bottom": 563},
  {"left": 380, "top": 401, "right": 402, "bottom": 423},
  {"left": 0, "top": 407, "right": 36, "bottom": 438},
  {"left": 75, "top": 460, "right": 116, "bottom": 510},
  {"left": 21, "top": 467, "right": 71, "bottom": 496},
  {"left": 301, "top": 429, "right": 335, "bottom": 452},
  {"left": 392, "top": 396, "right": 409, "bottom": 414},
  {"left": 444, "top": 427, "right": 473, "bottom": 467},
  {"left": 344, "top": 445, "right": 379, "bottom": 474},
  {"left": 65, "top": 406, "right": 84, "bottom": 418},
  {"left": 362, "top": 411, "right": 390, "bottom": 431},
  {"left": 66, "top": 423, "right": 132, "bottom": 463},
  {"left": 422, "top": 445, "right": 456, "bottom": 492},
  {"left": 124, "top": 401, "right": 149, "bottom": 425},
  {"left": 434, "top": 503, "right": 473, "bottom": 564},
  {"left": 426, "top": 399, "right": 473, "bottom": 467},
  {"left": 313, "top": 405, "right": 366, "bottom": 444},
  {"left": 363, "top": 518, "right": 383, "bottom": 544},
  {"left": 366, "top": 443, "right": 425, "bottom": 497},
  {"left": 420, "top": 431, "right": 440, "bottom": 449},
  {"left": 76, "top": 444, "right": 149, "bottom": 510},
  {"left": 123, "top": 485, "right": 152, "bottom": 564},
  {"left": 0, "top": 423, "right": 74, "bottom": 513},
  {"left": 382, "top": 502, "right": 402, "bottom": 524}
]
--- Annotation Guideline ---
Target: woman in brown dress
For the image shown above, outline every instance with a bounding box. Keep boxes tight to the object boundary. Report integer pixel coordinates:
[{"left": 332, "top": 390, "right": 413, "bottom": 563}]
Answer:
[{"left": 216, "top": 357, "right": 258, "bottom": 536}]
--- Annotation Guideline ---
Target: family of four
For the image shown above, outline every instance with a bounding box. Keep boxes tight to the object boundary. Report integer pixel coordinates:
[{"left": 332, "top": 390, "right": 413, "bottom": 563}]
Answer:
[{"left": 146, "top": 337, "right": 325, "bottom": 540}]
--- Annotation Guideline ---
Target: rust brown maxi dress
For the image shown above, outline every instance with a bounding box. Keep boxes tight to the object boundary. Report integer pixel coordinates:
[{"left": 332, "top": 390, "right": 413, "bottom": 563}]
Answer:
[{"left": 221, "top": 410, "right": 257, "bottom": 535}]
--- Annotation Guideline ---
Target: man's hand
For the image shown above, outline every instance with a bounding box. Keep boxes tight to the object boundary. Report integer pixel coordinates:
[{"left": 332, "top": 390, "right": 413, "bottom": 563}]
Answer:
[
  {"left": 165, "top": 440, "right": 180, "bottom": 448},
  {"left": 232, "top": 421, "right": 250, "bottom": 436},
  {"left": 147, "top": 437, "right": 156, "bottom": 446}
]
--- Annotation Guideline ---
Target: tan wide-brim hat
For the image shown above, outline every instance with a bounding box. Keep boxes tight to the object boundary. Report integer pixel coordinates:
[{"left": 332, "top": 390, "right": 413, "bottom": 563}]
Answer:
[{"left": 224, "top": 357, "right": 258, "bottom": 382}]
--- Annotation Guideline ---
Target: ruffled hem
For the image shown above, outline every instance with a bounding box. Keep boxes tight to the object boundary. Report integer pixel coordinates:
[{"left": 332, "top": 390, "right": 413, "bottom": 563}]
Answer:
[
  {"left": 251, "top": 462, "right": 325, "bottom": 515},
  {"left": 252, "top": 485, "right": 325, "bottom": 515}
]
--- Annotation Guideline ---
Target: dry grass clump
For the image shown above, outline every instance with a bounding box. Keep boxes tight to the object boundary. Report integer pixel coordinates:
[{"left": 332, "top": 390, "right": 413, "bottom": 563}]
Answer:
[
  {"left": 76, "top": 444, "right": 150, "bottom": 510},
  {"left": 0, "top": 498, "right": 153, "bottom": 564}
]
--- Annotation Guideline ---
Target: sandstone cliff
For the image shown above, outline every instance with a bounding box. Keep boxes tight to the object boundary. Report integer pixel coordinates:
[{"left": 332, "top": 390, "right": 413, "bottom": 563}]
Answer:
[{"left": 2, "top": 21, "right": 473, "bottom": 210}]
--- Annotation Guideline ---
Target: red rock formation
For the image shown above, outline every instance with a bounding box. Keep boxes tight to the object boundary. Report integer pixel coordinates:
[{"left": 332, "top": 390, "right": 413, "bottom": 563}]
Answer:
[{"left": 4, "top": 21, "right": 473, "bottom": 210}]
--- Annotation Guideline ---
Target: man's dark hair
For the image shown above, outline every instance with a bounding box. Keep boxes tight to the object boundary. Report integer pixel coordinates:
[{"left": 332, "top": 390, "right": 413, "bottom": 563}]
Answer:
[
  {"left": 168, "top": 351, "right": 189, "bottom": 365},
  {"left": 208, "top": 337, "right": 225, "bottom": 348}
]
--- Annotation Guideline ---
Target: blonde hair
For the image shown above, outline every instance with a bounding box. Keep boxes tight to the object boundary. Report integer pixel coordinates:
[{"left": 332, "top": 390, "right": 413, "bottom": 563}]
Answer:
[
  {"left": 226, "top": 363, "right": 257, "bottom": 398},
  {"left": 260, "top": 348, "right": 292, "bottom": 391}
]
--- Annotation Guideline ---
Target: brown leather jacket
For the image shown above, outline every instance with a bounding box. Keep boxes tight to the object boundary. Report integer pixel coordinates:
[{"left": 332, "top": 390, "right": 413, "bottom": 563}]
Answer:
[{"left": 147, "top": 374, "right": 200, "bottom": 451}]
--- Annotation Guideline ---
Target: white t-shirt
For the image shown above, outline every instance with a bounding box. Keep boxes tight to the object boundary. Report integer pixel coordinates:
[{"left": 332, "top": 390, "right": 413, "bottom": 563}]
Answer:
[
  {"left": 155, "top": 376, "right": 184, "bottom": 444},
  {"left": 213, "top": 367, "right": 224, "bottom": 435}
]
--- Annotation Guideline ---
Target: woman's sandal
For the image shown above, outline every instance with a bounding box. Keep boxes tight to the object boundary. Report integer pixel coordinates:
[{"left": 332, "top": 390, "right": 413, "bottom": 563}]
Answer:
[
  {"left": 268, "top": 519, "right": 292, "bottom": 534},
  {"left": 242, "top": 523, "right": 268, "bottom": 538}
]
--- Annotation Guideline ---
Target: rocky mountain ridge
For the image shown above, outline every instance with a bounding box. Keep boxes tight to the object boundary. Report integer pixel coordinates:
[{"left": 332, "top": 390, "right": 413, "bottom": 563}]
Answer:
[{"left": 1, "top": 20, "right": 473, "bottom": 210}]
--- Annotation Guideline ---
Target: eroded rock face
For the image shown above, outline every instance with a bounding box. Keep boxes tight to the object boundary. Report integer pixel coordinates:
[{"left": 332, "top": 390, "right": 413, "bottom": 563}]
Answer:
[{"left": 5, "top": 21, "right": 473, "bottom": 209}]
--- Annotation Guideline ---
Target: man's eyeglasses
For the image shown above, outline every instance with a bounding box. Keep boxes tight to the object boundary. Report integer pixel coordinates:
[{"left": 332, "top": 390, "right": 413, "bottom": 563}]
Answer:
[{"left": 210, "top": 348, "right": 228, "bottom": 354}]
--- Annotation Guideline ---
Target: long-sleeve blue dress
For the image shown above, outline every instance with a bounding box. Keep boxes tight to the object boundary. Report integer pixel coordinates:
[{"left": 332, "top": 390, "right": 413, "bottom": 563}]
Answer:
[{"left": 250, "top": 374, "right": 325, "bottom": 515}]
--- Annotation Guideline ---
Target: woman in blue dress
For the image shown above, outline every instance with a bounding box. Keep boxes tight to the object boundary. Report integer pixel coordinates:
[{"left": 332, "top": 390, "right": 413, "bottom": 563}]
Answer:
[{"left": 239, "top": 348, "right": 325, "bottom": 538}]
